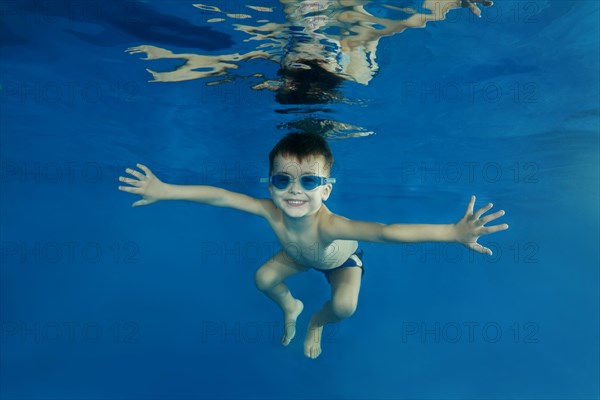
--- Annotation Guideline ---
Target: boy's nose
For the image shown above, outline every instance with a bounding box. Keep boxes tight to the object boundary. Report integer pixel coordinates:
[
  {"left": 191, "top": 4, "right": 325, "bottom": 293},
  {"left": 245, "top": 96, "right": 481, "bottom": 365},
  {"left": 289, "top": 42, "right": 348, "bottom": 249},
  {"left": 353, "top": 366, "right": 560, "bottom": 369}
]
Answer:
[{"left": 288, "top": 179, "right": 303, "bottom": 193}]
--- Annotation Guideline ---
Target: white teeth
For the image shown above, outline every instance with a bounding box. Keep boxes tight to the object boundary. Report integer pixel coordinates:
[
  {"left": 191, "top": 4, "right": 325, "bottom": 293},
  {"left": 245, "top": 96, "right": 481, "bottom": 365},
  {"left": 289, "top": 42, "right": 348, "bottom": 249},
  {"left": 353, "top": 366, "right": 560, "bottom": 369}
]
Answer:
[{"left": 287, "top": 200, "right": 305, "bottom": 205}]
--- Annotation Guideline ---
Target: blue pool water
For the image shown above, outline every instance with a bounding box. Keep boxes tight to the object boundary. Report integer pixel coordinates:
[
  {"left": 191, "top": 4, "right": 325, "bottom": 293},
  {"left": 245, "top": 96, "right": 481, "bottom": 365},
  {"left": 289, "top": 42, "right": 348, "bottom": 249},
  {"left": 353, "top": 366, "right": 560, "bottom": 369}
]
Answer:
[{"left": 1, "top": 1, "right": 598, "bottom": 399}]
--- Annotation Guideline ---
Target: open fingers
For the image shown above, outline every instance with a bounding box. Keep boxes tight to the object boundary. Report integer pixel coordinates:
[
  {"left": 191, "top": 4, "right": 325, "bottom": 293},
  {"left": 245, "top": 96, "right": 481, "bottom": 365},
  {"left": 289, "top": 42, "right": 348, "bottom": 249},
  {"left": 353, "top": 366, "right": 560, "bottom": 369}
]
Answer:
[
  {"left": 482, "top": 223, "right": 509, "bottom": 235},
  {"left": 118, "top": 185, "right": 141, "bottom": 194},
  {"left": 136, "top": 163, "right": 153, "bottom": 177},
  {"left": 473, "top": 202, "right": 493, "bottom": 219},
  {"left": 466, "top": 242, "right": 492, "bottom": 255},
  {"left": 479, "top": 209, "right": 505, "bottom": 225},
  {"left": 125, "top": 167, "right": 145, "bottom": 180},
  {"left": 463, "top": 195, "right": 476, "bottom": 218},
  {"left": 118, "top": 176, "right": 142, "bottom": 187}
]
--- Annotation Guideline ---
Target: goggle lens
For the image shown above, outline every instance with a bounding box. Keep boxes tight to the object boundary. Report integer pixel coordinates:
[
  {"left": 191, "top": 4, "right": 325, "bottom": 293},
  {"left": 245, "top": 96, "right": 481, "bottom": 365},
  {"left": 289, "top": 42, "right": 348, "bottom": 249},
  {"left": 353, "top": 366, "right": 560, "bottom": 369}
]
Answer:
[
  {"left": 269, "top": 175, "right": 332, "bottom": 191},
  {"left": 300, "top": 176, "right": 321, "bottom": 190},
  {"left": 271, "top": 175, "right": 291, "bottom": 189}
]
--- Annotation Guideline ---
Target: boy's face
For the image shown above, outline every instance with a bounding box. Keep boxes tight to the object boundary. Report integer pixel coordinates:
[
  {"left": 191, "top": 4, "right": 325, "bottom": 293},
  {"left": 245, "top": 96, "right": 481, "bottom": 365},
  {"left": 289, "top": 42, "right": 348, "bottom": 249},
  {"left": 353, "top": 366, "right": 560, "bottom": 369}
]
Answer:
[{"left": 268, "top": 154, "right": 332, "bottom": 219}]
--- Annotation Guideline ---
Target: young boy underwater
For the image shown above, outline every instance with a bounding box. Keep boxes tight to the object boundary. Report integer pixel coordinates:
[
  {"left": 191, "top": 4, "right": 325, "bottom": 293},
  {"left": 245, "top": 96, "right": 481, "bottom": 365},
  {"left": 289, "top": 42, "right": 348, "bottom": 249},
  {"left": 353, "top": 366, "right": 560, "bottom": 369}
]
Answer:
[{"left": 118, "top": 133, "right": 508, "bottom": 359}]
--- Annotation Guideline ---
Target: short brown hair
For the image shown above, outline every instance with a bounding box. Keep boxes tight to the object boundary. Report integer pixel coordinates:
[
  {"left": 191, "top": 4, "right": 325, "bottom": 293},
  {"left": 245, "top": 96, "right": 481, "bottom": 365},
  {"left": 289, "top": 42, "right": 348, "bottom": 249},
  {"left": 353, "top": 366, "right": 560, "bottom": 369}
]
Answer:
[{"left": 268, "top": 133, "right": 334, "bottom": 175}]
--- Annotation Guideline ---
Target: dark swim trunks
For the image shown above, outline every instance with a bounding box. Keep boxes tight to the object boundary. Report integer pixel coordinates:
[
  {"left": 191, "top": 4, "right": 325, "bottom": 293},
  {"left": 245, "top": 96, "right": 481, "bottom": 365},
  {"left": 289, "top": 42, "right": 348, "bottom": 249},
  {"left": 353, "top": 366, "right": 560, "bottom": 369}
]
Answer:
[{"left": 313, "top": 248, "right": 364, "bottom": 283}]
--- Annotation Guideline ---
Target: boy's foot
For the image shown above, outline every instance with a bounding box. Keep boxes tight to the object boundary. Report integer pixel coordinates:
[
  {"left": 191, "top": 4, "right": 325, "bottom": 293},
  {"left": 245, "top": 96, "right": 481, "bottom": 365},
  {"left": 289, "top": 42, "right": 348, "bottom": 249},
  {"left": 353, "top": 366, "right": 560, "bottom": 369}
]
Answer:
[
  {"left": 281, "top": 299, "right": 304, "bottom": 346},
  {"left": 304, "top": 315, "right": 323, "bottom": 359}
]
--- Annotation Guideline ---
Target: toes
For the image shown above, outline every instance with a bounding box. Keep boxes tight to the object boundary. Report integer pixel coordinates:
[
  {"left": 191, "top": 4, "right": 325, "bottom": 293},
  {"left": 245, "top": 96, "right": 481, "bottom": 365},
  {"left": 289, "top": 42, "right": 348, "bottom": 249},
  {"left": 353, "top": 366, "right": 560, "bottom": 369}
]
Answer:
[
  {"left": 304, "top": 348, "right": 313, "bottom": 358},
  {"left": 281, "top": 300, "right": 303, "bottom": 346},
  {"left": 281, "top": 326, "right": 295, "bottom": 346},
  {"left": 304, "top": 346, "right": 321, "bottom": 359}
]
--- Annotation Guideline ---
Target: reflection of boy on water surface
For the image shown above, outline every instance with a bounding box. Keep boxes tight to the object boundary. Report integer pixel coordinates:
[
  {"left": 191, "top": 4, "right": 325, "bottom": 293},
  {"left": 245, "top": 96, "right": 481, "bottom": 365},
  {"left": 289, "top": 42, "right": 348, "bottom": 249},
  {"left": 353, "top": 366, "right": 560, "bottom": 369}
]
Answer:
[
  {"left": 276, "top": 0, "right": 494, "bottom": 103},
  {"left": 126, "top": 0, "right": 494, "bottom": 104}
]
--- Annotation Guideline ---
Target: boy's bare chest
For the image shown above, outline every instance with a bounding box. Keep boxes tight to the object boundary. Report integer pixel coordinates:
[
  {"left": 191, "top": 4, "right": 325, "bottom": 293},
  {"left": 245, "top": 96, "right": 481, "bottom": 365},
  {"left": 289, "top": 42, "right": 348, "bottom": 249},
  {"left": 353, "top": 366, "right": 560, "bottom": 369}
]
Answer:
[
  {"left": 269, "top": 221, "right": 354, "bottom": 268},
  {"left": 272, "top": 224, "right": 322, "bottom": 256}
]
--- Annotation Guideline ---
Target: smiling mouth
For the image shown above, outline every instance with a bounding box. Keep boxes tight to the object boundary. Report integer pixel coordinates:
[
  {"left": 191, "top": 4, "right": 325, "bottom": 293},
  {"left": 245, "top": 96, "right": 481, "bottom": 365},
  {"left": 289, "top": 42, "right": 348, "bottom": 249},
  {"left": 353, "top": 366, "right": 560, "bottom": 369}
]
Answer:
[{"left": 286, "top": 200, "right": 307, "bottom": 207}]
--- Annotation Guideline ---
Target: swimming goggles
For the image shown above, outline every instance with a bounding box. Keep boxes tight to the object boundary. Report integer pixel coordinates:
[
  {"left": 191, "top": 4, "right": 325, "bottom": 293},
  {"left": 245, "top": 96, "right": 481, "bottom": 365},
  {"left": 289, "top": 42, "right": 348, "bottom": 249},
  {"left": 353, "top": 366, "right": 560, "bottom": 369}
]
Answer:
[{"left": 260, "top": 175, "right": 336, "bottom": 191}]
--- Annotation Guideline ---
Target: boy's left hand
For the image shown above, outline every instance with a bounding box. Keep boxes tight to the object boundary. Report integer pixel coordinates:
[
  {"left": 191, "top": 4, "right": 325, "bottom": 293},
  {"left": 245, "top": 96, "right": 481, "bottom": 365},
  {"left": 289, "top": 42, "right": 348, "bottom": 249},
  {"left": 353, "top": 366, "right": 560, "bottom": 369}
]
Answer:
[{"left": 454, "top": 195, "right": 508, "bottom": 255}]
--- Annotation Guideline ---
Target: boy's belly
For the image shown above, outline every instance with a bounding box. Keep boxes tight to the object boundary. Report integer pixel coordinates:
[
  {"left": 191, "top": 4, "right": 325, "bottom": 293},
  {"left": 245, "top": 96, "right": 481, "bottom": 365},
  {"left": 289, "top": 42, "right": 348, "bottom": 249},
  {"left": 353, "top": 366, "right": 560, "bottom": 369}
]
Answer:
[{"left": 280, "top": 239, "right": 358, "bottom": 270}]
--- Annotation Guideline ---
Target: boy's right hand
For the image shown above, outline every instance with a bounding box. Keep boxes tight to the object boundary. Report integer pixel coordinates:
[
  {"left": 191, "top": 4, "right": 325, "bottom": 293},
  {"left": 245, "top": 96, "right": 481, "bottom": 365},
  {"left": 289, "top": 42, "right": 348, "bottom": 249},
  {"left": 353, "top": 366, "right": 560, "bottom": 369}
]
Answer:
[{"left": 118, "top": 164, "right": 167, "bottom": 207}]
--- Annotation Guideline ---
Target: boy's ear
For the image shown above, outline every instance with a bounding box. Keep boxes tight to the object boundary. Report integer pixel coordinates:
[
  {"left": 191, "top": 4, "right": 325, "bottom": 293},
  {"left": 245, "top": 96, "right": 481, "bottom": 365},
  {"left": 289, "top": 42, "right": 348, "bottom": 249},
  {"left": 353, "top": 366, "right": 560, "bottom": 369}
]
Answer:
[{"left": 322, "top": 184, "right": 332, "bottom": 201}]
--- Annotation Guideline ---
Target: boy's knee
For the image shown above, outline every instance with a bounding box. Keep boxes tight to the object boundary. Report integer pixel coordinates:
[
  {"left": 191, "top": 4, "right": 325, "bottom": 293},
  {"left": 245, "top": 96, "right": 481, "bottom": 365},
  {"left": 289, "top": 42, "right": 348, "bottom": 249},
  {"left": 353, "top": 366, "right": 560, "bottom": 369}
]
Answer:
[
  {"left": 332, "top": 297, "right": 357, "bottom": 320},
  {"left": 254, "top": 268, "right": 276, "bottom": 292}
]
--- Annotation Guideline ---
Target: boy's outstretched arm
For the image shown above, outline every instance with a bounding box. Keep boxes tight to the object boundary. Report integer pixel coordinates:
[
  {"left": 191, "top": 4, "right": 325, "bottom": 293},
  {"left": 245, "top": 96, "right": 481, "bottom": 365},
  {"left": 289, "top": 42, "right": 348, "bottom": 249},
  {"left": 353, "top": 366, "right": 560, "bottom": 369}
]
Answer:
[
  {"left": 118, "top": 163, "right": 272, "bottom": 217},
  {"left": 322, "top": 196, "right": 508, "bottom": 255}
]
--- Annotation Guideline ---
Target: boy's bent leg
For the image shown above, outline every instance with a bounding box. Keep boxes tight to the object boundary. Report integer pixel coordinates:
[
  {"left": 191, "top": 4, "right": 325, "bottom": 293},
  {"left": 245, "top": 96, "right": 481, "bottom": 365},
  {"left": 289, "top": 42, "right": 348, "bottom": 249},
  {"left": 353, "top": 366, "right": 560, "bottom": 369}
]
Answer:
[
  {"left": 304, "top": 266, "right": 362, "bottom": 359},
  {"left": 255, "top": 251, "right": 308, "bottom": 346}
]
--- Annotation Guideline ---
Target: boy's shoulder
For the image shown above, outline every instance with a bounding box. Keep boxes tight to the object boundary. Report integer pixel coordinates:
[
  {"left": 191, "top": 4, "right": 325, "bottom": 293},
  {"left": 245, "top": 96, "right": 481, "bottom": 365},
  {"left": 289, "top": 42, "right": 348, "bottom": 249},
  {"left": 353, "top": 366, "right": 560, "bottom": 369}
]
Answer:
[
  {"left": 316, "top": 206, "right": 356, "bottom": 237},
  {"left": 316, "top": 205, "right": 345, "bottom": 228}
]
